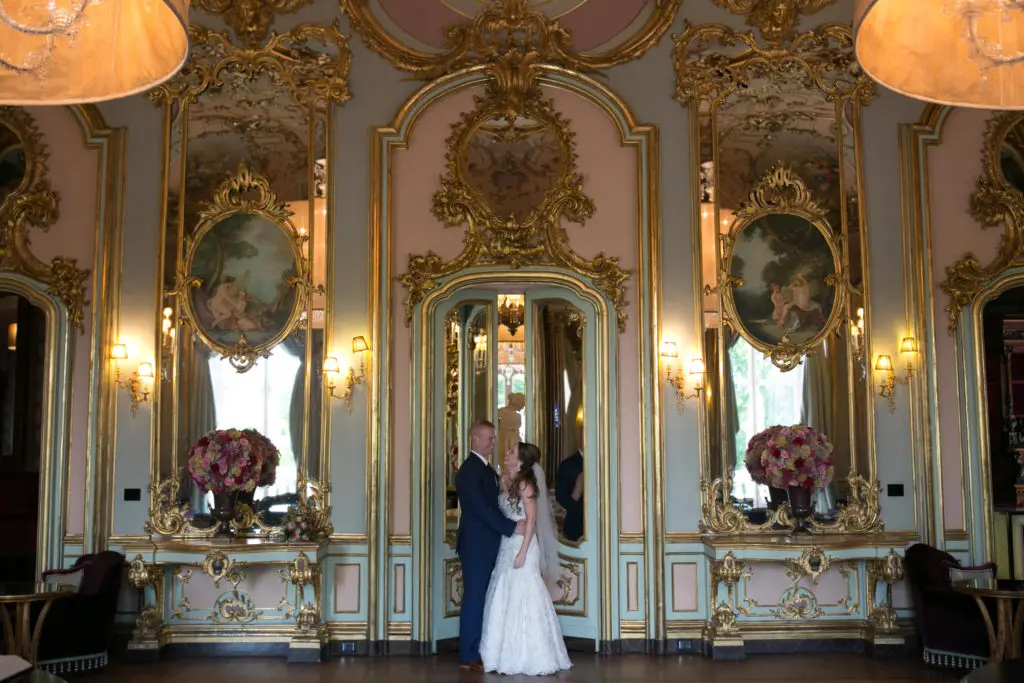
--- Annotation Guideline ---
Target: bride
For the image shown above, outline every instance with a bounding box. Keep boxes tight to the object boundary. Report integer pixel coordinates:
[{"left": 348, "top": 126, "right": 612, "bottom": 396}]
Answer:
[{"left": 479, "top": 441, "right": 572, "bottom": 676}]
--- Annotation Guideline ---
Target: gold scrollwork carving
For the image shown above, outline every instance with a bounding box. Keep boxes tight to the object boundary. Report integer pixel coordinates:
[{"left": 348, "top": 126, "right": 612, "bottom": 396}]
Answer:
[
  {"left": 942, "top": 112, "right": 1024, "bottom": 334},
  {"left": 866, "top": 549, "right": 904, "bottom": 634},
  {"left": 711, "top": 0, "right": 838, "bottom": 46},
  {"left": 145, "top": 471, "right": 333, "bottom": 539},
  {"left": 770, "top": 585, "right": 823, "bottom": 619},
  {"left": 202, "top": 550, "right": 248, "bottom": 588},
  {"left": 210, "top": 591, "right": 262, "bottom": 624},
  {"left": 171, "top": 163, "right": 315, "bottom": 373},
  {"left": 148, "top": 23, "right": 351, "bottom": 109},
  {"left": 554, "top": 560, "right": 582, "bottom": 607},
  {"left": 785, "top": 547, "right": 833, "bottom": 584},
  {"left": 673, "top": 22, "right": 875, "bottom": 108},
  {"left": 711, "top": 164, "right": 847, "bottom": 370},
  {"left": 711, "top": 552, "right": 751, "bottom": 625},
  {"left": 445, "top": 558, "right": 464, "bottom": 609},
  {"left": 193, "top": 0, "right": 314, "bottom": 47},
  {"left": 0, "top": 107, "right": 90, "bottom": 331},
  {"left": 700, "top": 474, "right": 883, "bottom": 534},
  {"left": 128, "top": 555, "right": 165, "bottom": 641},
  {"left": 345, "top": 0, "right": 681, "bottom": 81},
  {"left": 399, "top": 53, "right": 629, "bottom": 330}
]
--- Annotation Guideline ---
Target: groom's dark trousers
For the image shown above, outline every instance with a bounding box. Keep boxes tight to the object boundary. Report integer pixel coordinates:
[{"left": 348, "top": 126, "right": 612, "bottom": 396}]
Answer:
[{"left": 454, "top": 453, "right": 516, "bottom": 665}]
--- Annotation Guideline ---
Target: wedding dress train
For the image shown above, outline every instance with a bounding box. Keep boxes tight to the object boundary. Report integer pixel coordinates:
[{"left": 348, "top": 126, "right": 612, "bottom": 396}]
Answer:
[{"left": 478, "top": 494, "right": 572, "bottom": 676}]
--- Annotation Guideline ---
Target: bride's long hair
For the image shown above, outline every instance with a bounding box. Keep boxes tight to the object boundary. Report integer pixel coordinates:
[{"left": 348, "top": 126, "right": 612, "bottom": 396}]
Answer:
[{"left": 507, "top": 442, "right": 541, "bottom": 507}]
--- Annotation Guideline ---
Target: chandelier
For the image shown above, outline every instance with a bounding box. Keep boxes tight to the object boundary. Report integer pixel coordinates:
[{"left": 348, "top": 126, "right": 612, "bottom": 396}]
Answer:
[
  {"left": 0, "top": 0, "right": 189, "bottom": 105},
  {"left": 855, "top": 0, "right": 1024, "bottom": 109},
  {"left": 499, "top": 295, "right": 525, "bottom": 336}
]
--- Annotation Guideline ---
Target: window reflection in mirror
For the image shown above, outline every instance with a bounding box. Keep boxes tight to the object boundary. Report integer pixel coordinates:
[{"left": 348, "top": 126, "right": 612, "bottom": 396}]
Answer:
[{"left": 981, "top": 286, "right": 1024, "bottom": 509}]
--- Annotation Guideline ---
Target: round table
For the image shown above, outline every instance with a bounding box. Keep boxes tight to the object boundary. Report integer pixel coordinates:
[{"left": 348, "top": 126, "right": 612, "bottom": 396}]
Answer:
[
  {"left": 0, "top": 582, "right": 74, "bottom": 666},
  {"left": 953, "top": 578, "right": 1024, "bottom": 664}
]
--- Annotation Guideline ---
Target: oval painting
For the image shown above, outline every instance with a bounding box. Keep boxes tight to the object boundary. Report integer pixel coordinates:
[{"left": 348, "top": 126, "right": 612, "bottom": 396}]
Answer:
[
  {"left": 0, "top": 122, "right": 26, "bottom": 207},
  {"left": 461, "top": 116, "right": 567, "bottom": 224},
  {"left": 728, "top": 212, "right": 837, "bottom": 347},
  {"left": 189, "top": 212, "right": 299, "bottom": 349}
]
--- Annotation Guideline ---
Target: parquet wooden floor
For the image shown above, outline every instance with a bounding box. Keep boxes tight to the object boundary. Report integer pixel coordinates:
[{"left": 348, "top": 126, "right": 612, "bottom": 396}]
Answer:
[{"left": 85, "top": 654, "right": 963, "bottom": 682}]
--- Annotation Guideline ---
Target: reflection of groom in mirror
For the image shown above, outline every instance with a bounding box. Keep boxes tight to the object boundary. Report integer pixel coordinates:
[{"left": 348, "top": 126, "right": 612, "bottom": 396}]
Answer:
[
  {"left": 556, "top": 422, "right": 584, "bottom": 543},
  {"left": 454, "top": 419, "right": 526, "bottom": 671}
]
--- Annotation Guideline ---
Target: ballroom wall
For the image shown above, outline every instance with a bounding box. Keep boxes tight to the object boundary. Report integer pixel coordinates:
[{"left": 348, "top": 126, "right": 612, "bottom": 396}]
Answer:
[{"left": 5, "top": 0, "right": 1004, "bottom": 657}]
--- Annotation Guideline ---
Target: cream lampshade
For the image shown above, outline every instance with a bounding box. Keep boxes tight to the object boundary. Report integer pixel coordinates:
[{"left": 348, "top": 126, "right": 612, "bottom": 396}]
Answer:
[
  {"left": 0, "top": 0, "right": 190, "bottom": 105},
  {"left": 855, "top": 0, "right": 1024, "bottom": 109}
]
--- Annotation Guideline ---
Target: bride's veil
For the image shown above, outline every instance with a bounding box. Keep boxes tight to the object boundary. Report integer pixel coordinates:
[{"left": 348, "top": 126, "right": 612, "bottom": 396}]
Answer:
[{"left": 531, "top": 462, "right": 563, "bottom": 594}]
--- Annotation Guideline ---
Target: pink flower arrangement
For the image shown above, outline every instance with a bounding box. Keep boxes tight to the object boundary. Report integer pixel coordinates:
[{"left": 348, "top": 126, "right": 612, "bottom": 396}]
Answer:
[
  {"left": 187, "top": 428, "right": 280, "bottom": 495},
  {"left": 744, "top": 425, "right": 785, "bottom": 485},
  {"left": 750, "top": 424, "right": 834, "bottom": 491}
]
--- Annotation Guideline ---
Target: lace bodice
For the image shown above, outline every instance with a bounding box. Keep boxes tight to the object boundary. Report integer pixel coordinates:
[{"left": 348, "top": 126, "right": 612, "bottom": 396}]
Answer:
[{"left": 498, "top": 493, "right": 526, "bottom": 521}]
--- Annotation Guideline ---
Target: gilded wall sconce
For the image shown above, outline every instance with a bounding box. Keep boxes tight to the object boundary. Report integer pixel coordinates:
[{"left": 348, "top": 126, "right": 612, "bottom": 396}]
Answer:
[
  {"left": 874, "top": 336, "right": 918, "bottom": 413},
  {"left": 660, "top": 341, "right": 705, "bottom": 413},
  {"left": 111, "top": 343, "right": 155, "bottom": 417},
  {"left": 324, "top": 336, "right": 371, "bottom": 412}
]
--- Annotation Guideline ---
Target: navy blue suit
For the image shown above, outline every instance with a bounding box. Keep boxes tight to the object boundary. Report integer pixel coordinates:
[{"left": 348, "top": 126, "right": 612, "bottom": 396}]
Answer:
[{"left": 454, "top": 452, "right": 516, "bottom": 664}]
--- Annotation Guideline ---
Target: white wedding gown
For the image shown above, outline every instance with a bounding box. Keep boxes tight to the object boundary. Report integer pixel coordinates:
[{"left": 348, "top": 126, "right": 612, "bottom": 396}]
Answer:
[{"left": 479, "top": 493, "right": 572, "bottom": 676}]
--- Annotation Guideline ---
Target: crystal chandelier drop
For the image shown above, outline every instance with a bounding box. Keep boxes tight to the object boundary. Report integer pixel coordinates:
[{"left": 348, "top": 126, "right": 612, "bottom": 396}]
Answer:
[
  {"left": 0, "top": 0, "right": 94, "bottom": 75},
  {"left": 855, "top": 0, "right": 1024, "bottom": 109},
  {"left": 946, "top": 0, "right": 1024, "bottom": 69},
  {"left": 0, "top": 0, "right": 190, "bottom": 105}
]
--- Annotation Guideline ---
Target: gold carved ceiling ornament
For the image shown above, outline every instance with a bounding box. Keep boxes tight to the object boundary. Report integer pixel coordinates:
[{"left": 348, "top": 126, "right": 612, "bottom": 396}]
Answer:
[
  {"left": 148, "top": 22, "right": 351, "bottom": 108},
  {"left": 712, "top": 0, "right": 837, "bottom": 46},
  {"left": 941, "top": 112, "right": 1024, "bottom": 334},
  {"left": 397, "top": 11, "right": 630, "bottom": 331},
  {"left": 0, "top": 107, "right": 90, "bottom": 331},
  {"left": 193, "top": 0, "right": 315, "bottom": 47},
  {"left": 344, "top": 0, "right": 681, "bottom": 81}
]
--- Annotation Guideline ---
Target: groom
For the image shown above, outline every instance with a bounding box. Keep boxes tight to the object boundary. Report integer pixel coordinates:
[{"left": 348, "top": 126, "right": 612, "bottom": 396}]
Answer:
[{"left": 454, "top": 419, "right": 525, "bottom": 671}]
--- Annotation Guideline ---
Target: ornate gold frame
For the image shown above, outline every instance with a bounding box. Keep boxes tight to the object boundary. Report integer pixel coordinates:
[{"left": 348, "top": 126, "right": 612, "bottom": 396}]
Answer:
[
  {"left": 711, "top": 164, "right": 847, "bottom": 371},
  {"left": 345, "top": 0, "right": 681, "bottom": 81},
  {"left": 172, "top": 164, "right": 314, "bottom": 372},
  {"left": 675, "top": 22, "right": 881, "bottom": 534},
  {"left": 399, "top": 58, "right": 629, "bottom": 330},
  {"left": 942, "top": 111, "right": 1024, "bottom": 334},
  {"left": 0, "top": 107, "right": 90, "bottom": 331}
]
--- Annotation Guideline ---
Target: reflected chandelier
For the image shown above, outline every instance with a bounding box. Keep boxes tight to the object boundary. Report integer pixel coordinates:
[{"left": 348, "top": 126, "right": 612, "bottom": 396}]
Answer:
[
  {"left": 0, "top": 0, "right": 189, "bottom": 105},
  {"left": 855, "top": 0, "right": 1024, "bottom": 109},
  {"left": 499, "top": 296, "right": 524, "bottom": 336}
]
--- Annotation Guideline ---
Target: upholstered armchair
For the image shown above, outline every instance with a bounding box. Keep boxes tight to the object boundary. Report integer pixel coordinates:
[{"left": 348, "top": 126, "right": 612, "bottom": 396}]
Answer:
[
  {"left": 34, "top": 550, "right": 125, "bottom": 675},
  {"left": 903, "top": 543, "right": 1008, "bottom": 669}
]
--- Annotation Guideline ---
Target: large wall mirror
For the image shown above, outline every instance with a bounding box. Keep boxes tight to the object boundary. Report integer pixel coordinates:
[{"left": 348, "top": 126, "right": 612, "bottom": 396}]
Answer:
[
  {"left": 675, "top": 23, "right": 881, "bottom": 534},
  {"left": 146, "top": 26, "right": 349, "bottom": 539}
]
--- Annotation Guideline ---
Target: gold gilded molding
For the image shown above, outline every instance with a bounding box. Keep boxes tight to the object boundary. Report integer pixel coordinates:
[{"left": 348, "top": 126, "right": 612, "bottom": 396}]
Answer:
[
  {"left": 0, "top": 107, "right": 90, "bottom": 331},
  {"left": 711, "top": 0, "right": 837, "bottom": 46},
  {"left": 941, "top": 112, "right": 1024, "bottom": 334},
  {"left": 673, "top": 21, "right": 875, "bottom": 107},
  {"left": 148, "top": 23, "right": 351, "bottom": 108},
  {"left": 344, "top": 0, "right": 681, "bottom": 81},
  {"left": 145, "top": 471, "right": 333, "bottom": 539},
  {"left": 709, "top": 164, "right": 847, "bottom": 370},
  {"left": 193, "top": 0, "right": 314, "bottom": 47},
  {"left": 172, "top": 163, "right": 314, "bottom": 372},
  {"left": 700, "top": 474, "right": 883, "bottom": 534},
  {"left": 399, "top": 57, "right": 629, "bottom": 330},
  {"left": 866, "top": 549, "right": 904, "bottom": 633}
]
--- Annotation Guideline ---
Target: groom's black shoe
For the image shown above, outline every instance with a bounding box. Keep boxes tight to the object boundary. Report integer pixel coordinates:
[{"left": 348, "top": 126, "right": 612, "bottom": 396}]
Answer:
[{"left": 459, "top": 661, "right": 483, "bottom": 671}]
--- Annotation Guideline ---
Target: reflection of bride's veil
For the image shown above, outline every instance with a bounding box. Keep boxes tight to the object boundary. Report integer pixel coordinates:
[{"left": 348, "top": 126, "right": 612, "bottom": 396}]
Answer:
[{"left": 532, "top": 463, "right": 563, "bottom": 593}]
